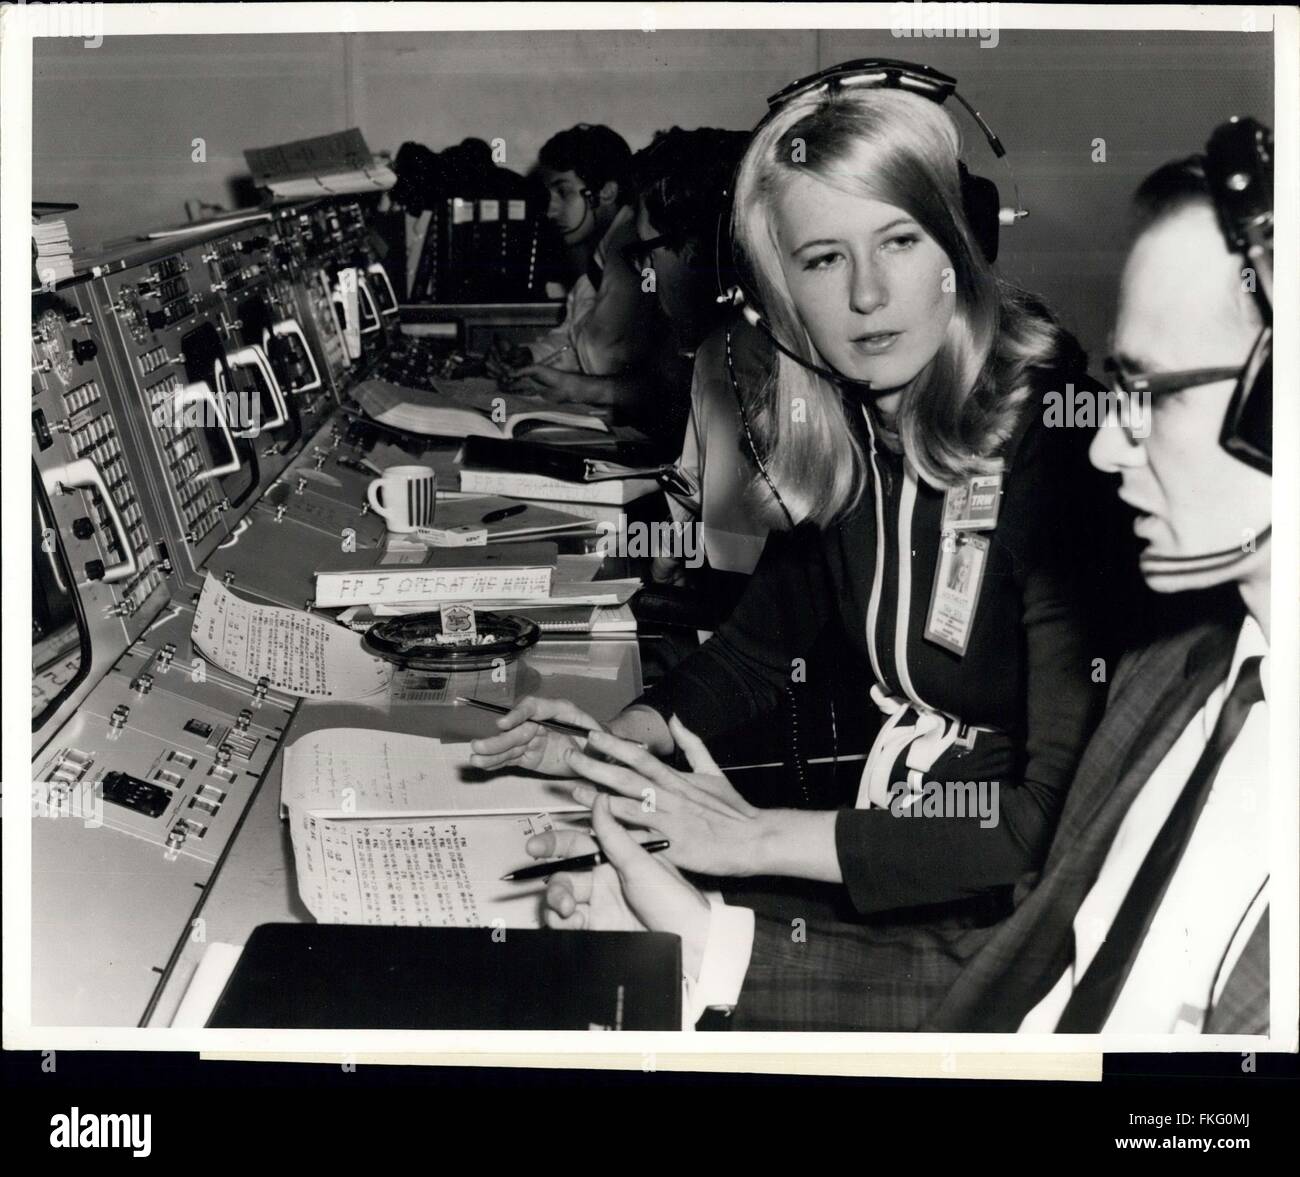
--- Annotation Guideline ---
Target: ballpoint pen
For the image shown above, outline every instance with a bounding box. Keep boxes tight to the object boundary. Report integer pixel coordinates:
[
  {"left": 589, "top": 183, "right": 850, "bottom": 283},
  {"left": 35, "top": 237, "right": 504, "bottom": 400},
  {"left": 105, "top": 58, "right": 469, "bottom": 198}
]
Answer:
[
  {"left": 457, "top": 696, "right": 648, "bottom": 754},
  {"left": 501, "top": 840, "right": 671, "bottom": 882},
  {"left": 481, "top": 503, "right": 527, "bottom": 524}
]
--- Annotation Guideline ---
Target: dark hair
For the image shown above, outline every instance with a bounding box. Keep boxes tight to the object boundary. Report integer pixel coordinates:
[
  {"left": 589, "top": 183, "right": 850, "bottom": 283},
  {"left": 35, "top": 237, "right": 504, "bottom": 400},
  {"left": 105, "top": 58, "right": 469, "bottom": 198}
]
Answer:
[
  {"left": 633, "top": 127, "right": 751, "bottom": 252},
  {"left": 1131, "top": 154, "right": 1212, "bottom": 233},
  {"left": 537, "top": 124, "right": 633, "bottom": 203}
]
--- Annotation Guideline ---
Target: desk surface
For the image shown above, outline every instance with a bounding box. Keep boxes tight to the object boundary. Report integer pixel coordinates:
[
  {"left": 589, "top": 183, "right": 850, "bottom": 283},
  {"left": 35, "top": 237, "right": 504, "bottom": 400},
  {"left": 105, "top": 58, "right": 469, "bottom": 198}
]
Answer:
[{"left": 147, "top": 636, "right": 643, "bottom": 1027}]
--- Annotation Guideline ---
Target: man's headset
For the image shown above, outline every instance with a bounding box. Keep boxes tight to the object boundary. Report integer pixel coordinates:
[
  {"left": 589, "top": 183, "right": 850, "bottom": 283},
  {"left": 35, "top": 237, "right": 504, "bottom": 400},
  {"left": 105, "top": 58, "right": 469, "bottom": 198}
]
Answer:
[
  {"left": 1206, "top": 115, "right": 1273, "bottom": 475},
  {"left": 1136, "top": 116, "right": 1273, "bottom": 577},
  {"left": 716, "top": 58, "right": 1027, "bottom": 392}
]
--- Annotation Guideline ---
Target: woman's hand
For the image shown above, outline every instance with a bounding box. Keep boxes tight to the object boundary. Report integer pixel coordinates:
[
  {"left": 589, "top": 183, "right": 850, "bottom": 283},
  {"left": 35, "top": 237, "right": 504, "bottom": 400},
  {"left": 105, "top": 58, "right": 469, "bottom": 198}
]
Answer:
[
  {"left": 565, "top": 714, "right": 768, "bottom": 878},
  {"left": 468, "top": 695, "right": 603, "bottom": 777},
  {"left": 529, "top": 795, "right": 713, "bottom": 980}
]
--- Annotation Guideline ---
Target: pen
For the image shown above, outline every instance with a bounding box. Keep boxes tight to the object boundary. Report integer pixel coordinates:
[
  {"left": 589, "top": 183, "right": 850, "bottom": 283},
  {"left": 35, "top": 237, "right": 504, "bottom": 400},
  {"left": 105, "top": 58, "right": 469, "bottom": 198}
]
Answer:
[
  {"left": 531, "top": 343, "right": 571, "bottom": 368},
  {"left": 456, "top": 696, "right": 648, "bottom": 755},
  {"left": 501, "top": 839, "right": 671, "bottom": 882},
  {"left": 481, "top": 503, "right": 527, "bottom": 524},
  {"left": 457, "top": 695, "right": 593, "bottom": 737}
]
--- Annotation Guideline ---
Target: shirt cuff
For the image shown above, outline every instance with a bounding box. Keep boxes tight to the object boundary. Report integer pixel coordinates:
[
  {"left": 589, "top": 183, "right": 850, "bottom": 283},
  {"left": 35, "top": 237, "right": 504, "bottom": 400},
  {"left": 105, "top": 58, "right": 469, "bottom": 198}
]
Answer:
[{"left": 683, "top": 893, "right": 755, "bottom": 1029}]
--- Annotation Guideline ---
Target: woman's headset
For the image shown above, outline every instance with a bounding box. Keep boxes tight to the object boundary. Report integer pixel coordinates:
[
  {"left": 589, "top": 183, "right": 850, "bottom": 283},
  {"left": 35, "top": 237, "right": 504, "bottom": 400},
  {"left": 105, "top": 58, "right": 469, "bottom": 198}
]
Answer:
[
  {"left": 712, "top": 58, "right": 1028, "bottom": 792},
  {"left": 716, "top": 56, "right": 1027, "bottom": 392},
  {"left": 1205, "top": 115, "right": 1273, "bottom": 475}
]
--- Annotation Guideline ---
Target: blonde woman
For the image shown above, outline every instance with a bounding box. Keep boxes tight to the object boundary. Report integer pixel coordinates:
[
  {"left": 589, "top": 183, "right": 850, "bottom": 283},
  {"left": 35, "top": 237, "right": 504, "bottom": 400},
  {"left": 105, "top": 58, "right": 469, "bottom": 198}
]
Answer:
[{"left": 473, "top": 64, "right": 1136, "bottom": 1019}]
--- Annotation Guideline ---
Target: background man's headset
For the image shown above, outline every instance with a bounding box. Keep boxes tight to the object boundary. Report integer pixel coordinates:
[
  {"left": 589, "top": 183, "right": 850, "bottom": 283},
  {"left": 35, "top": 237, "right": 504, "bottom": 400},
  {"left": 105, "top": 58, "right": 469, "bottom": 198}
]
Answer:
[
  {"left": 1134, "top": 115, "right": 1273, "bottom": 575},
  {"left": 711, "top": 60, "right": 1028, "bottom": 796}
]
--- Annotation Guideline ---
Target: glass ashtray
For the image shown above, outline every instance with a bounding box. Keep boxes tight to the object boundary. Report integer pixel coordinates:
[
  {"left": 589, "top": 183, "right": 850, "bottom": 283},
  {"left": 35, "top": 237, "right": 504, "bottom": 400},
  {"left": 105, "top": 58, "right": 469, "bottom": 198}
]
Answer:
[{"left": 361, "top": 610, "right": 540, "bottom": 672}]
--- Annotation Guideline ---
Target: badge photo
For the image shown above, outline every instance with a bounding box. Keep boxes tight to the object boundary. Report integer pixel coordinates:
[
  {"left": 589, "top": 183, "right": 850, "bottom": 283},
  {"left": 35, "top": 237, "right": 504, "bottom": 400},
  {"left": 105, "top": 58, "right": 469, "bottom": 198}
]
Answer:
[
  {"left": 943, "top": 473, "right": 1003, "bottom": 532},
  {"left": 925, "top": 533, "right": 990, "bottom": 656}
]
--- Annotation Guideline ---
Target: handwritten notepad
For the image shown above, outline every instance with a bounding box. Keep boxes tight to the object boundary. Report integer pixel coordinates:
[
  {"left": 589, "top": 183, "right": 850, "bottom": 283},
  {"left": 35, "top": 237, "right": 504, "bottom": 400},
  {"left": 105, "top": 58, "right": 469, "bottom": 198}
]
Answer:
[
  {"left": 282, "top": 728, "right": 587, "bottom": 929},
  {"left": 191, "top": 573, "right": 392, "bottom": 699}
]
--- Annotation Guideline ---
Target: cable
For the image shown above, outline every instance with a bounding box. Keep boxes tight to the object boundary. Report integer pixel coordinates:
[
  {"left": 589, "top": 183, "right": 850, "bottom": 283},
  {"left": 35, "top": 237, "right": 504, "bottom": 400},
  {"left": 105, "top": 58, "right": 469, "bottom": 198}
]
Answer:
[{"left": 725, "top": 327, "right": 839, "bottom": 796}]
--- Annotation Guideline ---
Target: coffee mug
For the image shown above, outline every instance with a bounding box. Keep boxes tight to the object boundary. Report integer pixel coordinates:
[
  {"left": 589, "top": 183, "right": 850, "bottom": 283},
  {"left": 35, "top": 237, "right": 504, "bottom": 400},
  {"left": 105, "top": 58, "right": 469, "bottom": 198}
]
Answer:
[{"left": 366, "top": 465, "right": 437, "bottom": 533}]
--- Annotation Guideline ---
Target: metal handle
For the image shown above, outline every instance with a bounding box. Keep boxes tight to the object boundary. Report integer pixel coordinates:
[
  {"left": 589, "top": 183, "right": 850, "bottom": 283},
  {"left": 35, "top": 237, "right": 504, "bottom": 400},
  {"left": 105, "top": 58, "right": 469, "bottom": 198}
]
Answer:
[
  {"left": 357, "top": 275, "right": 381, "bottom": 334},
  {"left": 366, "top": 262, "right": 399, "bottom": 315},
  {"left": 41, "top": 457, "right": 139, "bottom": 584},
  {"left": 244, "top": 344, "right": 289, "bottom": 430},
  {"left": 329, "top": 271, "right": 362, "bottom": 361},
  {"left": 220, "top": 346, "right": 287, "bottom": 435},
  {"left": 265, "top": 318, "right": 322, "bottom": 391},
  {"left": 36, "top": 488, "right": 70, "bottom": 594},
  {"left": 176, "top": 381, "right": 241, "bottom": 481}
]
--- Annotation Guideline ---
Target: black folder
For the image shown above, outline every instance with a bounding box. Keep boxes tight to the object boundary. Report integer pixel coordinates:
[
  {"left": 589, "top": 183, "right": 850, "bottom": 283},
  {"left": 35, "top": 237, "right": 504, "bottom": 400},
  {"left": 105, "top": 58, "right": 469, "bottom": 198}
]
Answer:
[
  {"left": 206, "top": 924, "right": 682, "bottom": 1030},
  {"left": 462, "top": 435, "right": 677, "bottom": 484}
]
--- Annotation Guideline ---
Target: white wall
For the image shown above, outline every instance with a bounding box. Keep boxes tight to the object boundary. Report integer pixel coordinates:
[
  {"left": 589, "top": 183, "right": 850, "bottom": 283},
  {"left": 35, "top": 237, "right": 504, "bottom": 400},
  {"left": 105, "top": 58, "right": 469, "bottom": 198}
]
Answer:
[{"left": 34, "top": 27, "right": 1272, "bottom": 363}]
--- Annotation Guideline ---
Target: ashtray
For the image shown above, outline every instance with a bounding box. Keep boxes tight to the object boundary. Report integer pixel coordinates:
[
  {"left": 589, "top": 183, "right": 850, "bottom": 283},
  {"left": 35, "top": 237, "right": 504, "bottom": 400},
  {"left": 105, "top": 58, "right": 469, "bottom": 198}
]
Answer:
[{"left": 361, "top": 610, "right": 541, "bottom": 672}]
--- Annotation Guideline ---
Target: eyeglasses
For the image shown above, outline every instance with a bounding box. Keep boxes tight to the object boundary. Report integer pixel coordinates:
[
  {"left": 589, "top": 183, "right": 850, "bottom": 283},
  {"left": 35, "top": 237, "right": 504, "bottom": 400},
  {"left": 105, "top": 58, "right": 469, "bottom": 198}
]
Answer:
[
  {"left": 621, "top": 231, "right": 682, "bottom": 275},
  {"left": 1102, "top": 355, "right": 1244, "bottom": 442}
]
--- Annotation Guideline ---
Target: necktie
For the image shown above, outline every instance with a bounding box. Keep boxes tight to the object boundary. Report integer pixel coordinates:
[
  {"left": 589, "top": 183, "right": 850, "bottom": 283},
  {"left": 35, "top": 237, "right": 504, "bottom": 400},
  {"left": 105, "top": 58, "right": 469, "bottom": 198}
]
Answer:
[{"left": 1057, "top": 655, "right": 1265, "bottom": 1032}]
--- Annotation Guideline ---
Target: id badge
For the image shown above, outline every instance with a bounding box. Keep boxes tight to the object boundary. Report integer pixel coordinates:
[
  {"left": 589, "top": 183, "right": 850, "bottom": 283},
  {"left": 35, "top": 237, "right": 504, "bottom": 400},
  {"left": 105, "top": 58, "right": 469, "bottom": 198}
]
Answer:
[
  {"left": 943, "top": 473, "right": 1003, "bottom": 532},
  {"left": 925, "top": 533, "right": 990, "bottom": 656}
]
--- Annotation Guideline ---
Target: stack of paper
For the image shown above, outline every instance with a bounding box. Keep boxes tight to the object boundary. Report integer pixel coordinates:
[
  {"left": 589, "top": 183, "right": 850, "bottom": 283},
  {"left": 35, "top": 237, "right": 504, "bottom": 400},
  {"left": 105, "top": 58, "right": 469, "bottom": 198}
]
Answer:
[
  {"left": 281, "top": 728, "right": 587, "bottom": 928},
  {"left": 32, "top": 216, "right": 73, "bottom": 286}
]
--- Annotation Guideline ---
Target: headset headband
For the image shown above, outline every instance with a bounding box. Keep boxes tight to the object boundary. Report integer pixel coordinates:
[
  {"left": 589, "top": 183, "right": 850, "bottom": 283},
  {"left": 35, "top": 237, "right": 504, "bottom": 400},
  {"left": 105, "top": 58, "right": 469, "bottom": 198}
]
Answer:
[
  {"left": 718, "top": 58, "right": 1024, "bottom": 391},
  {"left": 757, "top": 58, "right": 1020, "bottom": 216}
]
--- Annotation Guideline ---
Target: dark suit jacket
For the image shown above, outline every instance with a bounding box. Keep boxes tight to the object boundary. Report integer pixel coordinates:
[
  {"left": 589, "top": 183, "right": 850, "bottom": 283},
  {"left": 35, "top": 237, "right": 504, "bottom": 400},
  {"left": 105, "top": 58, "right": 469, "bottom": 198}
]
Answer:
[{"left": 731, "top": 618, "right": 1270, "bottom": 1034}]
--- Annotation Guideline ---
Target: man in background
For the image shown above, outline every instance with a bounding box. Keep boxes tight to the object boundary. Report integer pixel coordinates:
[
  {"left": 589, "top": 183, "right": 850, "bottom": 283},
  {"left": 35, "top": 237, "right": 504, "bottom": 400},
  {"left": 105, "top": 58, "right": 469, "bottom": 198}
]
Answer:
[{"left": 488, "top": 123, "right": 649, "bottom": 380}]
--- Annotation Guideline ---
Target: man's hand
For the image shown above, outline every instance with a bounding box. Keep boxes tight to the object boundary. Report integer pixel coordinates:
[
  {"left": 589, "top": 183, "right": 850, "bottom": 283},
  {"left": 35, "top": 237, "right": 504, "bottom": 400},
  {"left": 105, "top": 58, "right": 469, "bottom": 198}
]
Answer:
[
  {"left": 565, "top": 715, "right": 767, "bottom": 877},
  {"left": 530, "top": 795, "right": 712, "bottom": 980},
  {"left": 485, "top": 336, "right": 532, "bottom": 379},
  {"left": 468, "top": 695, "right": 603, "bottom": 777},
  {"left": 650, "top": 553, "right": 689, "bottom": 587},
  {"left": 502, "top": 362, "right": 582, "bottom": 398}
]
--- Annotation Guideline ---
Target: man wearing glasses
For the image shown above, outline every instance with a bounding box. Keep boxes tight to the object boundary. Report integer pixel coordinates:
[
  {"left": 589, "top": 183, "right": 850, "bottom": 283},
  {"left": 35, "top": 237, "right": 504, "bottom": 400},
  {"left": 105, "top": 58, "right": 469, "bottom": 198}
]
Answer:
[{"left": 534, "top": 121, "right": 1276, "bottom": 1035}]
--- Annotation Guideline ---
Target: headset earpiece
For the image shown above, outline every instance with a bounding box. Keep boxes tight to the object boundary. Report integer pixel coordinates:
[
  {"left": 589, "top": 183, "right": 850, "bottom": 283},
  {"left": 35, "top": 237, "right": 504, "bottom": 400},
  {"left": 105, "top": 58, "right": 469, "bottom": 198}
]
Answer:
[
  {"left": 1221, "top": 325, "right": 1272, "bottom": 473},
  {"left": 957, "top": 162, "right": 1001, "bottom": 264},
  {"left": 1205, "top": 116, "right": 1273, "bottom": 473}
]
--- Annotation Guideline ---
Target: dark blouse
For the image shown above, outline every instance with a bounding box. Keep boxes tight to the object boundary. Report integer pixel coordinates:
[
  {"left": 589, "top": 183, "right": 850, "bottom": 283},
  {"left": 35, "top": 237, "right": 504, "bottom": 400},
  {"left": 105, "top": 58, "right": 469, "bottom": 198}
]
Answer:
[{"left": 636, "top": 363, "right": 1138, "bottom": 915}]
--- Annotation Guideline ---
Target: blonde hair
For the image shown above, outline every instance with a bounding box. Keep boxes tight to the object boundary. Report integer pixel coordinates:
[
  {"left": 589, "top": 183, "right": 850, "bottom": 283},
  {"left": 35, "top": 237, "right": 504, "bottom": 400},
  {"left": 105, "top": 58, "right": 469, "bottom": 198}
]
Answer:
[{"left": 732, "top": 87, "right": 1081, "bottom": 525}]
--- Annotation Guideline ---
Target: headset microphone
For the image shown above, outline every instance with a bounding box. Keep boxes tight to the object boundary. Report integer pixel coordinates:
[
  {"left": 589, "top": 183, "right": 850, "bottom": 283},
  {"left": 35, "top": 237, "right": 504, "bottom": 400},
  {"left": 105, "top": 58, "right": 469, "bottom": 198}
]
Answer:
[
  {"left": 556, "top": 188, "right": 598, "bottom": 239},
  {"left": 715, "top": 286, "right": 877, "bottom": 391},
  {"left": 1139, "top": 526, "right": 1271, "bottom": 575}
]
